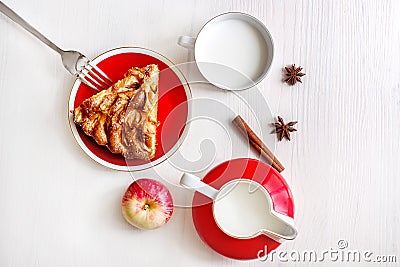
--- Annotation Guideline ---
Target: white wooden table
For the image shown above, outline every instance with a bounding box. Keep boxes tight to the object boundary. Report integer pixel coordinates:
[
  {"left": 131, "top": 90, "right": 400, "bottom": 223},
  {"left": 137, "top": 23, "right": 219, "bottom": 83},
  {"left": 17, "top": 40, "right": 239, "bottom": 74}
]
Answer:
[{"left": 0, "top": 0, "right": 399, "bottom": 266}]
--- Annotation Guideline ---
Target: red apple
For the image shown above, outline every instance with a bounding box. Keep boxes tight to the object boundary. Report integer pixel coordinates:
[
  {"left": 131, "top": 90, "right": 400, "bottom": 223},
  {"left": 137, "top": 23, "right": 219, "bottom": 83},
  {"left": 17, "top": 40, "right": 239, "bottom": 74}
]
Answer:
[{"left": 122, "top": 178, "right": 173, "bottom": 230}]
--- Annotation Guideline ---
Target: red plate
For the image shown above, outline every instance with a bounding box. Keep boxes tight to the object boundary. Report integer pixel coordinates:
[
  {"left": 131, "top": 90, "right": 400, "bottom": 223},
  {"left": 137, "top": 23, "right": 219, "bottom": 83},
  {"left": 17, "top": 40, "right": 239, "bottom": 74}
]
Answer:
[
  {"left": 192, "top": 158, "right": 295, "bottom": 260},
  {"left": 68, "top": 47, "right": 191, "bottom": 171}
]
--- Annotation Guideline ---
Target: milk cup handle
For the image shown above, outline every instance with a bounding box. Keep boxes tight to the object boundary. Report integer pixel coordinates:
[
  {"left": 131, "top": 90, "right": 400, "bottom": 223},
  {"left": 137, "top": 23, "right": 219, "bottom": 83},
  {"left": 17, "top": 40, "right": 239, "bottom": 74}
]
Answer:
[
  {"left": 178, "top": 36, "right": 196, "bottom": 49},
  {"left": 180, "top": 173, "right": 218, "bottom": 199}
]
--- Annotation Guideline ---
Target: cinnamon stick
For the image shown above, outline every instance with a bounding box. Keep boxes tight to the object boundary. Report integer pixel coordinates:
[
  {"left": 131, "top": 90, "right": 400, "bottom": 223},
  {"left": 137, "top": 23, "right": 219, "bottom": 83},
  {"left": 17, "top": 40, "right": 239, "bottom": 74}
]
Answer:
[{"left": 232, "top": 115, "right": 285, "bottom": 173}]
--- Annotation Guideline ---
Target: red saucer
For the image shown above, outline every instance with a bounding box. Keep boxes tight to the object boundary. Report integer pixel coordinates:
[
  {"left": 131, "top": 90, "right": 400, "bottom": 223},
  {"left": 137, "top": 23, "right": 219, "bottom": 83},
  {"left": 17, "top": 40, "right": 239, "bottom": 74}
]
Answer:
[{"left": 192, "top": 158, "right": 295, "bottom": 260}]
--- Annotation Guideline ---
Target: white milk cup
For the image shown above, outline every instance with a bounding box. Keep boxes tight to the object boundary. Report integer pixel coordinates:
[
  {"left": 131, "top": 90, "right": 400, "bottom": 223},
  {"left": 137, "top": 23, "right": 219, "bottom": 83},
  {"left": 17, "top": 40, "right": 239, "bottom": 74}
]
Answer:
[
  {"left": 178, "top": 12, "right": 274, "bottom": 90},
  {"left": 180, "top": 173, "right": 297, "bottom": 242}
]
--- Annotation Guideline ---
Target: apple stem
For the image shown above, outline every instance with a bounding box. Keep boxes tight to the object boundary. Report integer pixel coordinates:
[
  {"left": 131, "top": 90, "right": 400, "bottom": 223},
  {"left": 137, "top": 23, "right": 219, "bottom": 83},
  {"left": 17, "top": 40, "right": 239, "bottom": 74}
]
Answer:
[{"left": 143, "top": 204, "right": 150, "bottom": 210}]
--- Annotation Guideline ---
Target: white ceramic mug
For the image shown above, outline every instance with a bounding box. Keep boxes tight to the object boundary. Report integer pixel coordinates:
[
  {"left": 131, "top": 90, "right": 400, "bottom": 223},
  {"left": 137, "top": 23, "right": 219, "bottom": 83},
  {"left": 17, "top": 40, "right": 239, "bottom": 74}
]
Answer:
[
  {"left": 180, "top": 173, "right": 297, "bottom": 242},
  {"left": 178, "top": 12, "right": 274, "bottom": 91}
]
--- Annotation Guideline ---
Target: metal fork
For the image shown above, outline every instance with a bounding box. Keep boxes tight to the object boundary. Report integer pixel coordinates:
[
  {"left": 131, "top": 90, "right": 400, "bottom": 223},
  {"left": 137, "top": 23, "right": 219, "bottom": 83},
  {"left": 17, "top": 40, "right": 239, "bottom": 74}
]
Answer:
[{"left": 0, "top": 1, "right": 112, "bottom": 91}]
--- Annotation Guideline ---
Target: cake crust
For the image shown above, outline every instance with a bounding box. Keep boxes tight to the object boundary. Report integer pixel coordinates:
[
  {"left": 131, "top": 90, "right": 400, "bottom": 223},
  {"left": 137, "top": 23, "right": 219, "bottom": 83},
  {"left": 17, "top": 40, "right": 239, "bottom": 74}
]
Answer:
[{"left": 73, "top": 64, "right": 159, "bottom": 160}]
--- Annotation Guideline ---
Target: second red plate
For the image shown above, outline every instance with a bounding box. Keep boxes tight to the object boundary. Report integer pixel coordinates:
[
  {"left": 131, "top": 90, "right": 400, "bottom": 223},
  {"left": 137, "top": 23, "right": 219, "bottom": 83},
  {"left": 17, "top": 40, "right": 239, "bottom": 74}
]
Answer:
[{"left": 192, "top": 158, "right": 295, "bottom": 260}]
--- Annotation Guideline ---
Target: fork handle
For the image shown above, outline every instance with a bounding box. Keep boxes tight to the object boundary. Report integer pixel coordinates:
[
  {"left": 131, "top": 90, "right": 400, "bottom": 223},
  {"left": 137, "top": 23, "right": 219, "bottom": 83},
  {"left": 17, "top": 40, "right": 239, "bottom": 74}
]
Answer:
[{"left": 0, "top": 1, "right": 63, "bottom": 54}]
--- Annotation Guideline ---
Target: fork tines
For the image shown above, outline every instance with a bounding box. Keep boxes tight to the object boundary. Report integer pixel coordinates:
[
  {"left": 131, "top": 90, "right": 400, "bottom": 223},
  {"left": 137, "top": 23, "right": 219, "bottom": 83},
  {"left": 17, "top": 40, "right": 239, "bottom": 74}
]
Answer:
[{"left": 78, "top": 62, "right": 113, "bottom": 91}]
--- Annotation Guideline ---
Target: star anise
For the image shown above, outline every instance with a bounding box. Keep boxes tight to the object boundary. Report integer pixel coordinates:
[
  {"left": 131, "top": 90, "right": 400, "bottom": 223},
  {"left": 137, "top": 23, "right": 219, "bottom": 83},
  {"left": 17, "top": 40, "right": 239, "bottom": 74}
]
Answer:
[
  {"left": 274, "top": 116, "right": 297, "bottom": 141},
  {"left": 284, "top": 64, "right": 305, "bottom": 85}
]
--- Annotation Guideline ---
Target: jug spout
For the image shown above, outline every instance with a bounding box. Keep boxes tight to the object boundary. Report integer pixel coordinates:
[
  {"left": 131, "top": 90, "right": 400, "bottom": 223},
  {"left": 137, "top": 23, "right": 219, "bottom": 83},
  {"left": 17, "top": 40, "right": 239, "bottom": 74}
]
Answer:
[{"left": 261, "top": 213, "right": 298, "bottom": 242}]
